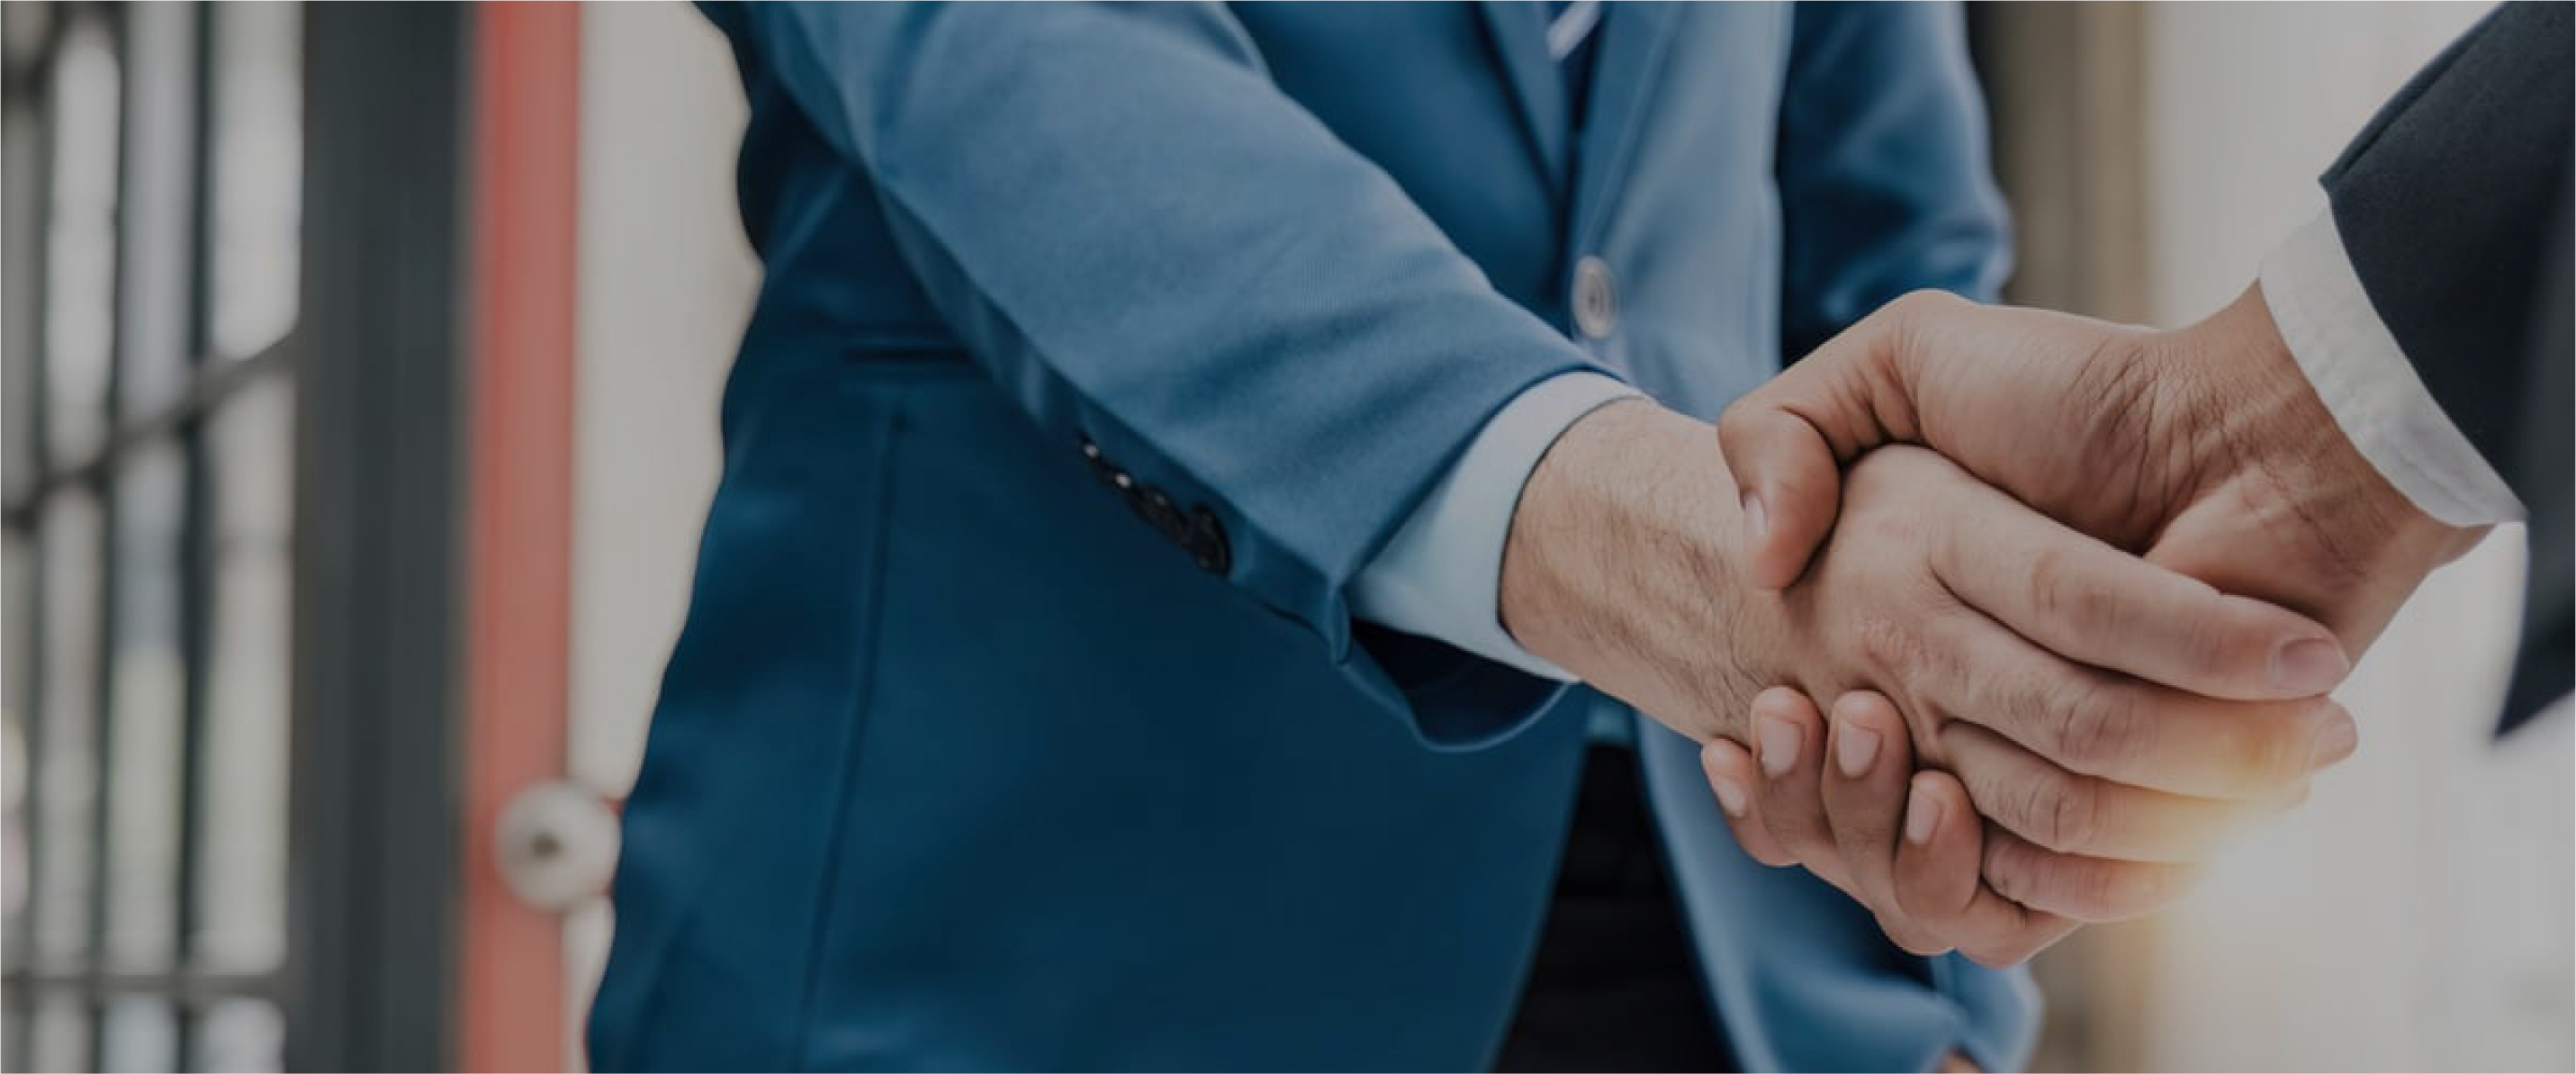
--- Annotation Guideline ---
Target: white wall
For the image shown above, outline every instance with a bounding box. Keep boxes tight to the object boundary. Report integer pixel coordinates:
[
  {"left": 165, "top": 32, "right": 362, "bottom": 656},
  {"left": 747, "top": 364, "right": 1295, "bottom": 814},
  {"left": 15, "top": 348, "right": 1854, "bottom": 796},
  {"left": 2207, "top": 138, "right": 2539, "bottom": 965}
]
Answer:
[
  {"left": 568, "top": 1, "right": 752, "bottom": 801},
  {"left": 2121, "top": 4, "right": 2571, "bottom": 1069},
  {"left": 564, "top": 3, "right": 754, "bottom": 1067}
]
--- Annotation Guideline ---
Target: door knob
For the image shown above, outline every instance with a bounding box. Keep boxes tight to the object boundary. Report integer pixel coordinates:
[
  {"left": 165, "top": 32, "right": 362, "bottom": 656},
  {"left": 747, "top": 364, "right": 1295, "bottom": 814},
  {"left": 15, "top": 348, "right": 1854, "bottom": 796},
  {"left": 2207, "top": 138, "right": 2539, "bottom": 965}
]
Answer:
[{"left": 494, "top": 779, "right": 619, "bottom": 912}]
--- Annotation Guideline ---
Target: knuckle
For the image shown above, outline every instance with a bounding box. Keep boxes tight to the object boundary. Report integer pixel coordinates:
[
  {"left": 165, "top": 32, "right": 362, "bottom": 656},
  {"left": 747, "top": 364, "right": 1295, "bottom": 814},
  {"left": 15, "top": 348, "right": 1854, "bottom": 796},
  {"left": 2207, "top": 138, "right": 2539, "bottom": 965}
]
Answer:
[
  {"left": 2047, "top": 678, "right": 2139, "bottom": 773},
  {"left": 1833, "top": 807, "right": 1897, "bottom": 853},
  {"left": 2027, "top": 546, "right": 2120, "bottom": 646},
  {"left": 2196, "top": 610, "right": 2260, "bottom": 679},
  {"left": 1716, "top": 391, "right": 1779, "bottom": 437},
  {"left": 2058, "top": 861, "right": 2123, "bottom": 921},
  {"left": 1891, "top": 863, "right": 1969, "bottom": 927},
  {"left": 1888, "top": 288, "right": 1965, "bottom": 324},
  {"left": 1761, "top": 796, "right": 1828, "bottom": 851},
  {"left": 1980, "top": 838, "right": 2036, "bottom": 904},
  {"left": 1854, "top": 610, "right": 1923, "bottom": 677},
  {"left": 1994, "top": 841, "right": 2138, "bottom": 923},
  {"left": 2031, "top": 776, "right": 2102, "bottom": 853}
]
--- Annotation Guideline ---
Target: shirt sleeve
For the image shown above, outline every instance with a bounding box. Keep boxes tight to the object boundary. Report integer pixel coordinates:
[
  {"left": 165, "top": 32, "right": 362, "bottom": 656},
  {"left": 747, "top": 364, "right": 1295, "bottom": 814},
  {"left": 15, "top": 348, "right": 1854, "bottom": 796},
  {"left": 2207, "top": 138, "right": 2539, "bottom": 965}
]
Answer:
[
  {"left": 1347, "top": 371, "right": 1642, "bottom": 681},
  {"left": 2258, "top": 206, "right": 2527, "bottom": 528}
]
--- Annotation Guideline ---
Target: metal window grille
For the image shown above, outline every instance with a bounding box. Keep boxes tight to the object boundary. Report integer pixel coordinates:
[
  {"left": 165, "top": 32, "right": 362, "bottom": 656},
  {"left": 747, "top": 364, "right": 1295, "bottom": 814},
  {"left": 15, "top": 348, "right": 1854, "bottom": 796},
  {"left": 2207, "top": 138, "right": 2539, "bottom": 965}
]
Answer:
[{"left": 4, "top": 4, "right": 302, "bottom": 1069}]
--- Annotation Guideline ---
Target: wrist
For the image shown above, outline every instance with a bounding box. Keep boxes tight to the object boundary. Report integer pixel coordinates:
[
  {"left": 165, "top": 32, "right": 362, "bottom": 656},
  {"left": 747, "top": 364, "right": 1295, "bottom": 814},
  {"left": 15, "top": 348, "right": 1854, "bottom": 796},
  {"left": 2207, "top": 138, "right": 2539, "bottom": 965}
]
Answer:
[
  {"left": 2190, "top": 284, "right": 2480, "bottom": 557},
  {"left": 1500, "top": 399, "right": 1684, "bottom": 663},
  {"left": 1498, "top": 398, "right": 1770, "bottom": 736},
  {"left": 2148, "top": 284, "right": 2481, "bottom": 644}
]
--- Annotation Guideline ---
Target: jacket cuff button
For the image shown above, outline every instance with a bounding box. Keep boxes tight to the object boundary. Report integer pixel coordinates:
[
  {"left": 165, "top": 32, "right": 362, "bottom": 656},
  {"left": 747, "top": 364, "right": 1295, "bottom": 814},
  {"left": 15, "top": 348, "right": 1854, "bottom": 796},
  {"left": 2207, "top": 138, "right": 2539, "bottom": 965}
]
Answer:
[{"left": 1187, "top": 506, "right": 1231, "bottom": 575}]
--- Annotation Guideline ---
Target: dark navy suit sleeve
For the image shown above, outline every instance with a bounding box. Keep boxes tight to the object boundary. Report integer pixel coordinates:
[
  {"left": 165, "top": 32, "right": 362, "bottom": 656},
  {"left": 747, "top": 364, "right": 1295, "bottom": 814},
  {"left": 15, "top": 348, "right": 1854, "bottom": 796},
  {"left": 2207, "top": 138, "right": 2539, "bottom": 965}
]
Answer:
[
  {"left": 2322, "top": 0, "right": 2571, "bottom": 489},
  {"left": 1762, "top": 5, "right": 2038, "bottom": 1070},
  {"left": 704, "top": 2, "right": 1609, "bottom": 745}
]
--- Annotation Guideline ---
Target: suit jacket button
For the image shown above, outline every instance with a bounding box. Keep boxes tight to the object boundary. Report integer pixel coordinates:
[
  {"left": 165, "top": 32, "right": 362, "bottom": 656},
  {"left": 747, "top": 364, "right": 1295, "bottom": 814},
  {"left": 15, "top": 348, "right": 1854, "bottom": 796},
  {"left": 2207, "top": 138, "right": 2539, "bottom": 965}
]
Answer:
[
  {"left": 1080, "top": 438, "right": 1120, "bottom": 487},
  {"left": 1188, "top": 506, "right": 1231, "bottom": 575},
  {"left": 1572, "top": 256, "right": 1618, "bottom": 339},
  {"left": 1139, "top": 487, "right": 1184, "bottom": 539}
]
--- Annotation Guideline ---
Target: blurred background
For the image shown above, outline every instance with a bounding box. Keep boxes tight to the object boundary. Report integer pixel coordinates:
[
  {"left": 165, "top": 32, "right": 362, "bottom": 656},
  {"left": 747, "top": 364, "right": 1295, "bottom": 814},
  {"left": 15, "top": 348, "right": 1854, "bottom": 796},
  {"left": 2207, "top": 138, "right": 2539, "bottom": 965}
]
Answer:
[{"left": 0, "top": 2, "right": 2564, "bottom": 1070}]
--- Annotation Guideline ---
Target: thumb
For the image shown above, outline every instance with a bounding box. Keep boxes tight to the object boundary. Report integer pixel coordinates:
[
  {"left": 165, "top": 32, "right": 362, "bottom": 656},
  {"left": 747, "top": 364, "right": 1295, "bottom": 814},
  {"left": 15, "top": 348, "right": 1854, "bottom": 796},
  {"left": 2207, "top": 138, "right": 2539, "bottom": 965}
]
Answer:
[
  {"left": 1716, "top": 398, "right": 1846, "bottom": 590},
  {"left": 1718, "top": 302, "right": 1927, "bottom": 589}
]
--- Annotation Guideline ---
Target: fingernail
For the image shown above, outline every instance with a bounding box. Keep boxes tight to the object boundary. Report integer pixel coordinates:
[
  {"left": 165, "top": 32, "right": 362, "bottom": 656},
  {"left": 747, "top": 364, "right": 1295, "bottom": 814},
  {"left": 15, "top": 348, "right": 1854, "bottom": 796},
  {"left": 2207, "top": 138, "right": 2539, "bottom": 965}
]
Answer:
[
  {"left": 2272, "top": 637, "right": 2351, "bottom": 694},
  {"left": 1712, "top": 775, "right": 1749, "bottom": 817},
  {"left": 1905, "top": 781, "right": 1942, "bottom": 845},
  {"left": 1742, "top": 491, "right": 1769, "bottom": 544},
  {"left": 2309, "top": 715, "right": 2359, "bottom": 769},
  {"left": 1757, "top": 716, "right": 1799, "bottom": 776},
  {"left": 1834, "top": 721, "right": 1881, "bottom": 779}
]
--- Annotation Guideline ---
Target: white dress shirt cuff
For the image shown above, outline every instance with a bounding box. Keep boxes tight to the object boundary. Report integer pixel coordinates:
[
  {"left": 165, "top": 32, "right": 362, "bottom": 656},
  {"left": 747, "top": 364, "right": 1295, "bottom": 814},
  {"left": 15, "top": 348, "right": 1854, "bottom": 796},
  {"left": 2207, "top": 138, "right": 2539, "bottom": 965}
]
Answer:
[
  {"left": 2258, "top": 206, "right": 2526, "bottom": 528},
  {"left": 1349, "top": 371, "right": 1643, "bottom": 681}
]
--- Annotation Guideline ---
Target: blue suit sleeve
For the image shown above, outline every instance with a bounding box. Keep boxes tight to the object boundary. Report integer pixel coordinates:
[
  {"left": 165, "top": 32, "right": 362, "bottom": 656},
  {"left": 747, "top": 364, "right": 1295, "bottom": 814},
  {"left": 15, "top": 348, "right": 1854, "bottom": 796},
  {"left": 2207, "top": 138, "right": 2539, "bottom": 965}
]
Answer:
[
  {"left": 1770, "top": 5, "right": 2038, "bottom": 1069},
  {"left": 709, "top": 2, "right": 1605, "bottom": 745}
]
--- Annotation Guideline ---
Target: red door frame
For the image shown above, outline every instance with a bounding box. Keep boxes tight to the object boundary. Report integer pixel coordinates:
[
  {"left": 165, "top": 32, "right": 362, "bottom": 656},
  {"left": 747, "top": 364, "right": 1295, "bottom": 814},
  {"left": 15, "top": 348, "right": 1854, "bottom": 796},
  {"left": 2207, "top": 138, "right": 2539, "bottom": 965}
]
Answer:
[{"left": 460, "top": 4, "right": 582, "bottom": 1069}]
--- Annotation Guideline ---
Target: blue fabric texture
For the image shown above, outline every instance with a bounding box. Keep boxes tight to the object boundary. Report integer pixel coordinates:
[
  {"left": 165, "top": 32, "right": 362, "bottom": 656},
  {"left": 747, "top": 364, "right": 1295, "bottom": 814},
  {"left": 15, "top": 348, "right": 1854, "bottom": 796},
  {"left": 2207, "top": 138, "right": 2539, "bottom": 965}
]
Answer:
[{"left": 590, "top": 3, "right": 2030, "bottom": 1070}]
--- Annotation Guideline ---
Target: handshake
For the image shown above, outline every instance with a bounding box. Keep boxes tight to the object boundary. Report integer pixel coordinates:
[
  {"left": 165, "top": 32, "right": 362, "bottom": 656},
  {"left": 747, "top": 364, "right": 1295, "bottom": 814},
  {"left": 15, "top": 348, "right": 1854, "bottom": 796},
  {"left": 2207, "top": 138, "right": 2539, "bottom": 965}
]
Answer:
[{"left": 1497, "top": 280, "right": 2486, "bottom": 966}]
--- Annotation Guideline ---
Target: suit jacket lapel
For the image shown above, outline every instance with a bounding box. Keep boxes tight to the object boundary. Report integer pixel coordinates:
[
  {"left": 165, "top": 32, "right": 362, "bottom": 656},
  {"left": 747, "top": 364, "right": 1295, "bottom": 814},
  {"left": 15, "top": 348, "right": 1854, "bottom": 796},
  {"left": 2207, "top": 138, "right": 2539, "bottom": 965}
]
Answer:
[
  {"left": 1569, "top": 1, "right": 1681, "bottom": 248},
  {"left": 1475, "top": 0, "right": 1572, "bottom": 195}
]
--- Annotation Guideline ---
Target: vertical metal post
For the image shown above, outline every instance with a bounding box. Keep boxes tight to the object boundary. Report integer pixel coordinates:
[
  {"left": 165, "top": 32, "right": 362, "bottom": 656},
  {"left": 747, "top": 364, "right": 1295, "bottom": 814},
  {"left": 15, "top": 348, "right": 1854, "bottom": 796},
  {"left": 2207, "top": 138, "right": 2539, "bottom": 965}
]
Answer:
[{"left": 285, "top": 4, "right": 469, "bottom": 1069}]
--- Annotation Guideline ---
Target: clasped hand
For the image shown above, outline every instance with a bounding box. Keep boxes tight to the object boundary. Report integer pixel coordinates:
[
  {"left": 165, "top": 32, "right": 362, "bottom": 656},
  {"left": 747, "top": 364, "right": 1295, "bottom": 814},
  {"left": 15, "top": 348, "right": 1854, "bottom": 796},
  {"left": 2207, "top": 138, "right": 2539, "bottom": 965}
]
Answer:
[
  {"left": 1501, "top": 283, "right": 2479, "bottom": 966},
  {"left": 1703, "top": 284, "right": 2486, "bottom": 962}
]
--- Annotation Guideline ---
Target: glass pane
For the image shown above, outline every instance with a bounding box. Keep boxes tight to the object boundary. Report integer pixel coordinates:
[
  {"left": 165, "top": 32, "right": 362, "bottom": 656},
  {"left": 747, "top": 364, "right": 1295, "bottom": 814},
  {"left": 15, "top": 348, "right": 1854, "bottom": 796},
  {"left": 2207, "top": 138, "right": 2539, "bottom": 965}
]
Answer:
[
  {"left": 113, "top": 2, "right": 202, "bottom": 418},
  {"left": 5, "top": 527, "right": 32, "bottom": 943},
  {"left": 104, "top": 442, "right": 185, "bottom": 970},
  {"left": 195, "top": 997, "right": 284, "bottom": 1073},
  {"left": 1, "top": 102, "right": 43, "bottom": 497},
  {"left": 32, "top": 490, "right": 101, "bottom": 966},
  {"left": 195, "top": 380, "right": 290, "bottom": 973},
  {"left": 98, "top": 995, "right": 177, "bottom": 1074},
  {"left": 42, "top": 19, "right": 119, "bottom": 463},
  {"left": 205, "top": 3, "right": 300, "bottom": 361},
  {"left": 31, "top": 992, "right": 88, "bottom": 1072}
]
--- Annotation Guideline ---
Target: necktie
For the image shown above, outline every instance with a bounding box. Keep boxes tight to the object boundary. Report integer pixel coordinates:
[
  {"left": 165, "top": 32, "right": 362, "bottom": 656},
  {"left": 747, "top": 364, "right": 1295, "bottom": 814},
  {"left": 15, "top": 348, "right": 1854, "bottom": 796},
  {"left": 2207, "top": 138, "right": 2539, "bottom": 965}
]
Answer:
[{"left": 1545, "top": 0, "right": 1603, "bottom": 128}]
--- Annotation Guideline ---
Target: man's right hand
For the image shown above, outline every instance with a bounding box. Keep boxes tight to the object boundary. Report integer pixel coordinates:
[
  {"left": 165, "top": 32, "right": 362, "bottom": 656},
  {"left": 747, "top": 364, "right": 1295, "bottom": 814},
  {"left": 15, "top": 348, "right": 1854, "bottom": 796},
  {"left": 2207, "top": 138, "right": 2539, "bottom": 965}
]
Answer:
[
  {"left": 1497, "top": 400, "right": 2355, "bottom": 930},
  {"left": 1716, "top": 284, "right": 2482, "bottom": 654},
  {"left": 1698, "top": 284, "right": 2484, "bottom": 961}
]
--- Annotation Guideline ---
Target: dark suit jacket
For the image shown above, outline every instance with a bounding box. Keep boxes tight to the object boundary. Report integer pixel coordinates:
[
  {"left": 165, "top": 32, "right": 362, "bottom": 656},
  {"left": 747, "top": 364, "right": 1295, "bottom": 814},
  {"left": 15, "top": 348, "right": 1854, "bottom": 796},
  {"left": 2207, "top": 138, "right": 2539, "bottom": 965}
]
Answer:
[{"left": 2323, "top": 0, "right": 2572, "bottom": 729}]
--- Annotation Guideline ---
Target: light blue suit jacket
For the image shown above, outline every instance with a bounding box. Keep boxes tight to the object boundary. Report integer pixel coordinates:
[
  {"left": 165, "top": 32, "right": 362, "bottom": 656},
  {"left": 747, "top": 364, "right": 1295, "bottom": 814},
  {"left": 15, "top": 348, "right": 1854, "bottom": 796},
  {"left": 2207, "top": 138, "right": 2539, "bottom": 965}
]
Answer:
[{"left": 590, "top": 4, "right": 2034, "bottom": 1069}]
